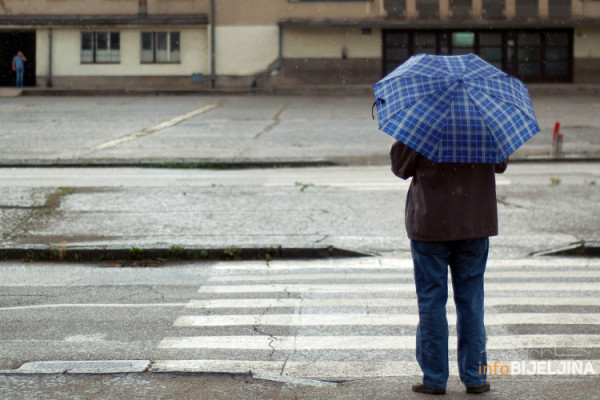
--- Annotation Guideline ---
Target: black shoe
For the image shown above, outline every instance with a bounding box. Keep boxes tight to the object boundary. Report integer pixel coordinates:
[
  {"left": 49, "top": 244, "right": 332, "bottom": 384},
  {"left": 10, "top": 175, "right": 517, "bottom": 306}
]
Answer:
[
  {"left": 412, "top": 384, "right": 446, "bottom": 395},
  {"left": 466, "top": 382, "right": 490, "bottom": 394}
]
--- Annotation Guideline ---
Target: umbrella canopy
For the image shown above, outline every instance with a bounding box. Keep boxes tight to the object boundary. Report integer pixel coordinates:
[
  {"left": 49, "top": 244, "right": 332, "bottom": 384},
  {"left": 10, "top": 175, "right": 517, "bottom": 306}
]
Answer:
[{"left": 373, "top": 53, "right": 540, "bottom": 163}]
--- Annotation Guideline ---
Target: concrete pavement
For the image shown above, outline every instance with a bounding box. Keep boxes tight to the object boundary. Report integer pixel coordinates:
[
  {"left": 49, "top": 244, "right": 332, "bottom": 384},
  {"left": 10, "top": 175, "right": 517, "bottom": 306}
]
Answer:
[
  {"left": 0, "top": 93, "right": 598, "bottom": 260},
  {"left": 1, "top": 93, "right": 600, "bottom": 167},
  {"left": 0, "top": 164, "right": 599, "bottom": 260}
]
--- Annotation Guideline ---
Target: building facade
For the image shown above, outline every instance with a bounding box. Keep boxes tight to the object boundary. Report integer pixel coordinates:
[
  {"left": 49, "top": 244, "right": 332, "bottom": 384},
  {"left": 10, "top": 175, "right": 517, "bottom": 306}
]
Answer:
[{"left": 0, "top": 0, "right": 599, "bottom": 88}]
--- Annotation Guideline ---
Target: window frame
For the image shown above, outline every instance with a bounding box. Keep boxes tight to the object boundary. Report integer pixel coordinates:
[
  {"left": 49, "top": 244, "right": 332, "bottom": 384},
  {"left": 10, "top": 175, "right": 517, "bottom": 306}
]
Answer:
[
  {"left": 80, "top": 31, "right": 120, "bottom": 64},
  {"left": 140, "top": 31, "right": 181, "bottom": 64}
]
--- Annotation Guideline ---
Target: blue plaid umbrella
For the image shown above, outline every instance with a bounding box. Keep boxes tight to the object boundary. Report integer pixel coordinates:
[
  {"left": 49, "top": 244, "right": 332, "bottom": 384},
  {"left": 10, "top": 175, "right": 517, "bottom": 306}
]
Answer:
[{"left": 373, "top": 54, "right": 540, "bottom": 163}]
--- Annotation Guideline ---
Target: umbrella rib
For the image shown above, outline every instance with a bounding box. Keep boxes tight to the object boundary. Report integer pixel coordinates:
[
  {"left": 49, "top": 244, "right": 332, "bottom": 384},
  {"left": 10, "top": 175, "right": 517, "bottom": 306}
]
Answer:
[
  {"left": 465, "top": 78, "right": 536, "bottom": 121},
  {"left": 463, "top": 85, "right": 538, "bottom": 162},
  {"left": 463, "top": 87, "right": 502, "bottom": 160}
]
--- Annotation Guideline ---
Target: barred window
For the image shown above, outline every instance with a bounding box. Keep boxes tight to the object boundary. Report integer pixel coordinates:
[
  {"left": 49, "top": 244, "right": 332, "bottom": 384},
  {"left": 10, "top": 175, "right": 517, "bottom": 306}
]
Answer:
[
  {"left": 141, "top": 32, "right": 181, "bottom": 63},
  {"left": 81, "top": 32, "right": 120, "bottom": 63}
]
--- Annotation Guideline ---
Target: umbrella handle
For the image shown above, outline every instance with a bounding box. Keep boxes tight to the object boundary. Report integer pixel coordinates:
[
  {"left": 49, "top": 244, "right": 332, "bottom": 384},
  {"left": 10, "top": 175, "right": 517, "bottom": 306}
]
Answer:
[{"left": 371, "top": 98, "right": 385, "bottom": 120}]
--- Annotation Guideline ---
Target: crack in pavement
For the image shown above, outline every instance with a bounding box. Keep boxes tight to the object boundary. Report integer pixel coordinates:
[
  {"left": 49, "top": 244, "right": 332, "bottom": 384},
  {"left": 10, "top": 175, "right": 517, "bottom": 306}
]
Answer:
[
  {"left": 252, "top": 284, "right": 278, "bottom": 360},
  {"left": 253, "top": 102, "right": 290, "bottom": 140},
  {"left": 279, "top": 294, "right": 304, "bottom": 376}
]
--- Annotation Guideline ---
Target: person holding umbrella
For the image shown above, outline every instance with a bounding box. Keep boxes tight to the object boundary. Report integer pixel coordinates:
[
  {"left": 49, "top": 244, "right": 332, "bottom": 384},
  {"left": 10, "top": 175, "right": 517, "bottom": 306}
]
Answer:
[{"left": 373, "top": 54, "right": 539, "bottom": 395}]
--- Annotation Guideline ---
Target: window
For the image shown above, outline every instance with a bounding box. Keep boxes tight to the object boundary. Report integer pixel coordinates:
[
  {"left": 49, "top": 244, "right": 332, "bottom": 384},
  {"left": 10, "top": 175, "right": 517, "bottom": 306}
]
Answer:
[
  {"left": 383, "top": 31, "right": 409, "bottom": 73},
  {"left": 516, "top": 0, "right": 538, "bottom": 18},
  {"left": 479, "top": 32, "right": 503, "bottom": 70},
  {"left": 141, "top": 32, "right": 181, "bottom": 63},
  {"left": 544, "top": 31, "right": 570, "bottom": 79},
  {"left": 451, "top": 32, "right": 475, "bottom": 55},
  {"left": 414, "top": 32, "right": 436, "bottom": 54},
  {"left": 450, "top": 0, "right": 471, "bottom": 18},
  {"left": 549, "top": 0, "right": 571, "bottom": 18},
  {"left": 417, "top": 0, "right": 439, "bottom": 18},
  {"left": 517, "top": 32, "right": 541, "bottom": 77},
  {"left": 81, "top": 32, "right": 120, "bottom": 63},
  {"left": 482, "top": 0, "right": 505, "bottom": 18},
  {"left": 384, "top": 0, "right": 406, "bottom": 17}
]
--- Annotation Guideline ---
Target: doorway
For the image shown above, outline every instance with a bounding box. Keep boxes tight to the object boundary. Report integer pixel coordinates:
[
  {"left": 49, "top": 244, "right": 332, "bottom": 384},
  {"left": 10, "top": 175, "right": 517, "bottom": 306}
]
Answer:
[{"left": 0, "top": 31, "right": 36, "bottom": 87}]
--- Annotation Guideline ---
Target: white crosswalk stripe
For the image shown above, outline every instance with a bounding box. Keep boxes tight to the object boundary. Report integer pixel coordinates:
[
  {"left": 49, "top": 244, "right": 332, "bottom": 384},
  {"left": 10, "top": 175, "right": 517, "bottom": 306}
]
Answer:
[
  {"left": 197, "top": 282, "right": 600, "bottom": 293},
  {"left": 172, "top": 313, "right": 600, "bottom": 327},
  {"left": 156, "top": 257, "right": 600, "bottom": 379}
]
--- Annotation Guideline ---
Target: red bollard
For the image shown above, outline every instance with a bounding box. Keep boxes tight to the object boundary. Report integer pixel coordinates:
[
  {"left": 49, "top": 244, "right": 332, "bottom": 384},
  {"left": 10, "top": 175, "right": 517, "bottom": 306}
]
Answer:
[{"left": 551, "top": 121, "right": 564, "bottom": 158}]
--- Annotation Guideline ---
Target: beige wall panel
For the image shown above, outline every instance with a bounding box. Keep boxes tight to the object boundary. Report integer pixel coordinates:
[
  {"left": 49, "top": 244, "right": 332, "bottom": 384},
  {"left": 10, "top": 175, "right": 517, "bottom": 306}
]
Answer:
[
  {"left": 574, "top": 27, "right": 600, "bottom": 58},
  {"left": 215, "top": 26, "right": 279, "bottom": 75},
  {"left": 216, "top": 0, "right": 381, "bottom": 25},
  {"left": 406, "top": 0, "right": 418, "bottom": 18},
  {"left": 472, "top": 0, "right": 482, "bottom": 17},
  {"left": 36, "top": 29, "right": 49, "bottom": 77},
  {"left": 440, "top": 0, "right": 449, "bottom": 19},
  {"left": 147, "top": 0, "right": 210, "bottom": 15},
  {"left": 51, "top": 28, "right": 208, "bottom": 76},
  {"left": 1, "top": 0, "right": 138, "bottom": 15},
  {"left": 505, "top": 0, "right": 516, "bottom": 18},
  {"left": 572, "top": 0, "right": 582, "bottom": 16},
  {"left": 539, "top": 0, "right": 549, "bottom": 18},
  {"left": 283, "top": 27, "right": 380, "bottom": 59},
  {"left": 572, "top": 0, "right": 600, "bottom": 17},
  {"left": 582, "top": 1, "right": 600, "bottom": 17}
]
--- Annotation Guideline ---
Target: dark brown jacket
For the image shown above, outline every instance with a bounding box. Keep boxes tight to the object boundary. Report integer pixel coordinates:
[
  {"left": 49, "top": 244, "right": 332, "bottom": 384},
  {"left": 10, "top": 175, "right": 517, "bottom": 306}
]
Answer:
[{"left": 391, "top": 141, "right": 508, "bottom": 242}]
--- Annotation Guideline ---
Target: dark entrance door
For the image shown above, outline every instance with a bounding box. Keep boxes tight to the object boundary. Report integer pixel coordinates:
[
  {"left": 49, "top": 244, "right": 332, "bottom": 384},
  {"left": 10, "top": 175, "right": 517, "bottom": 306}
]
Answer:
[
  {"left": 0, "top": 31, "right": 36, "bottom": 87},
  {"left": 382, "top": 29, "right": 573, "bottom": 83}
]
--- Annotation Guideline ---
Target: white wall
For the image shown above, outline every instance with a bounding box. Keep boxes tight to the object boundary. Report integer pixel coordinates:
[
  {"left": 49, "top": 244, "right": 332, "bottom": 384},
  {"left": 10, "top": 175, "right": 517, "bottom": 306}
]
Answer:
[
  {"left": 36, "top": 29, "right": 49, "bottom": 77},
  {"left": 215, "top": 25, "right": 279, "bottom": 75},
  {"left": 36, "top": 25, "right": 380, "bottom": 79},
  {"left": 41, "top": 27, "right": 208, "bottom": 77}
]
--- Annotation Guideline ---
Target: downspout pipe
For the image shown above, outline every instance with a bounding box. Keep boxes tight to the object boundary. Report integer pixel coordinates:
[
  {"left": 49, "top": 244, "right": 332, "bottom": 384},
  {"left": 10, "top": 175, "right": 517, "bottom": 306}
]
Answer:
[
  {"left": 210, "top": 0, "right": 216, "bottom": 88},
  {"left": 251, "top": 24, "right": 282, "bottom": 88},
  {"left": 47, "top": 28, "right": 53, "bottom": 87}
]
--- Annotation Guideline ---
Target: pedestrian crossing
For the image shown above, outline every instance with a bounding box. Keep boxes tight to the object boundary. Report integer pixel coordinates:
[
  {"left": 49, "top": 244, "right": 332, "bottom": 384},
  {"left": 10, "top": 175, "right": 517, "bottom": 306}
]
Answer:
[{"left": 155, "top": 257, "right": 600, "bottom": 379}]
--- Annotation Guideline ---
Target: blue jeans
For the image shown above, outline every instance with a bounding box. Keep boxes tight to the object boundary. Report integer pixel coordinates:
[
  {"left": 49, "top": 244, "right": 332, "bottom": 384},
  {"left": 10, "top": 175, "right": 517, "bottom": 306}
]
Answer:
[
  {"left": 16, "top": 68, "right": 24, "bottom": 87},
  {"left": 411, "top": 238, "right": 489, "bottom": 389}
]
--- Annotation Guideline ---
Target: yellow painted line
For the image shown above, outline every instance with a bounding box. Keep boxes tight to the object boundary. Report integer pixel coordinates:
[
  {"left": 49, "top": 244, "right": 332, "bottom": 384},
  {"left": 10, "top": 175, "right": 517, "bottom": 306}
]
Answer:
[
  {"left": 0, "top": 104, "right": 32, "bottom": 114},
  {"left": 94, "top": 103, "right": 219, "bottom": 150}
]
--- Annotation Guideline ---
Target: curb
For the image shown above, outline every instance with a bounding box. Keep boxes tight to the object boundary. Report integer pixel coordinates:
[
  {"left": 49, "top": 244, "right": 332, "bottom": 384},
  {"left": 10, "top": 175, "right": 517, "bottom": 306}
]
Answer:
[
  {"left": 2, "top": 360, "right": 150, "bottom": 375},
  {"left": 0, "top": 157, "right": 599, "bottom": 169},
  {"left": 0, "top": 245, "right": 372, "bottom": 264},
  {"left": 0, "top": 159, "right": 338, "bottom": 169},
  {"left": 19, "top": 86, "right": 375, "bottom": 97},
  {"left": 0, "top": 360, "right": 339, "bottom": 387},
  {"left": 17, "top": 84, "right": 600, "bottom": 97}
]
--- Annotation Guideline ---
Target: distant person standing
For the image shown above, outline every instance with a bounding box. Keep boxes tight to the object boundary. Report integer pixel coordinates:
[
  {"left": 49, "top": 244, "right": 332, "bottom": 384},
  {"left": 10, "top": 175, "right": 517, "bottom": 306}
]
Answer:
[{"left": 12, "top": 51, "right": 27, "bottom": 87}]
